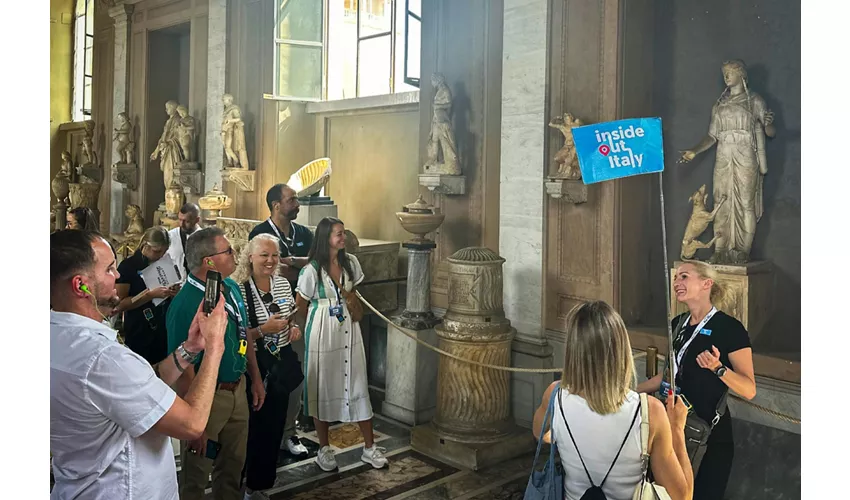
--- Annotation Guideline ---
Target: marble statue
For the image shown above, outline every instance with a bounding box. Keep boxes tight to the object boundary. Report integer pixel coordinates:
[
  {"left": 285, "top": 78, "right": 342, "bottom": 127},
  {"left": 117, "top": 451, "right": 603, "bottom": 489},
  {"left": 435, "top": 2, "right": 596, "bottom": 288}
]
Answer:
[
  {"left": 548, "top": 112, "right": 583, "bottom": 179},
  {"left": 678, "top": 59, "right": 775, "bottom": 264},
  {"left": 81, "top": 120, "right": 98, "bottom": 166},
  {"left": 176, "top": 105, "right": 198, "bottom": 162},
  {"left": 424, "top": 73, "right": 460, "bottom": 175},
  {"left": 221, "top": 94, "right": 249, "bottom": 170},
  {"left": 112, "top": 112, "right": 135, "bottom": 165},
  {"left": 681, "top": 184, "right": 726, "bottom": 260},
  {"left": 165, "top": 181, "right": 185, "bottom": 218},
  {"left": 124, "top": 204, "right": 145, "bottom": 237},
  {"left": 52, "top": 152, "right": 73, "bottom": 204},
  {"left": 150, "top": 100, "right": 182, "bottom": 190}
]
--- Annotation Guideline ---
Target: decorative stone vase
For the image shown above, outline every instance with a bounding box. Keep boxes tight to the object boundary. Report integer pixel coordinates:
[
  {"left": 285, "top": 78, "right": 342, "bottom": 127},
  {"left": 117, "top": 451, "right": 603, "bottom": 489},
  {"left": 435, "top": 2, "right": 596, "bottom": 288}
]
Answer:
[{"left": 68, "top": 182, "right": 101, "bottom": 210}]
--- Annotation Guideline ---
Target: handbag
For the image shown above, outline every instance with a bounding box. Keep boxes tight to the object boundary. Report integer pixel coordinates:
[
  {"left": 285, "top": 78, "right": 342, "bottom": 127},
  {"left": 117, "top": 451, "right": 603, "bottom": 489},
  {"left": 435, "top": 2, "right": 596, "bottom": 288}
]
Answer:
[
  {"left": 524, "top": 386, "right": 564, "bottom": 500},
  {"left": 243, "top": 281, "right": 304, "bottom": 398},
  {"left": 632, "top": 393, "right": 672, "bottom": 500}
]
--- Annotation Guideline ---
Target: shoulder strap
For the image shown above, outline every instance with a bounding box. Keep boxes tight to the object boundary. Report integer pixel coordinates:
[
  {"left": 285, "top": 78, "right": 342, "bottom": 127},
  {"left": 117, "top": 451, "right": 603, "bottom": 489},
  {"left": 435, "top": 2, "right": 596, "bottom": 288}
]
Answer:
[
  {"left": 242, "top": 281, "right": 259, "bottom": 329},
  {"left": 530, "top": 385, "right": 559, "bottom": 471},
  {"left": 557, "top": 389, "right": 597, "bottom": 487},
  {"left": 639, "top": 393, "right": 650, "bottom": 462},
  {"left": 712, "top": 389, "right": 729, "bottom": 427}
]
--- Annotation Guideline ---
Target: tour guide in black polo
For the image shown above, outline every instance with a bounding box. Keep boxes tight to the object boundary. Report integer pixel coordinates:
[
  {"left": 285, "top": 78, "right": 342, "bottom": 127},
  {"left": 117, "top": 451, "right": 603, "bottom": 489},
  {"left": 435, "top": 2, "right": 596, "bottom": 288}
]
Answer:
[
  {"left": 166, "top": 227, "right": 266, "bottom": 500},
  {"left": 249, "top": 183, "right": 313, "bottom": 286}
]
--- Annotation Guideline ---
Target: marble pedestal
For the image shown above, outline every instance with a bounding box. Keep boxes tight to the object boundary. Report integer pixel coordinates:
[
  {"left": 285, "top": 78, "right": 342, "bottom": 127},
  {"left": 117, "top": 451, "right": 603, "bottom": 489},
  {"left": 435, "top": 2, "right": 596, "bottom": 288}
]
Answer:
[
  {"left": 671, "top": 260, "right": 774, "bottom": 342},
  {"left": 53, "top": 201, "right": 68, "bottom": 231},
  {"left": 382, "top": 241, "right": 440, "bottom": 426},
  {"left": 382, "top": 325, "right": 439, "bottom": 425},
  {"left": 295, "top": 196, "right": 338, "bottom": 227},
  {"left": 173, "top": 162, "right": 203, "bottom": 195}
]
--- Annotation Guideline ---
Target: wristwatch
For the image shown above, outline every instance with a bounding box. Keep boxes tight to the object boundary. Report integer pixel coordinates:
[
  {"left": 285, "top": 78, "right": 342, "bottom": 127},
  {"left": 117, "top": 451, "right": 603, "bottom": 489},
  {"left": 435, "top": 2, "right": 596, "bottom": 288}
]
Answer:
[
  {"left": 714, "top": 365, "right": 728, "bottom": 378},
  {"left": 177, "top": 342, "right": 199, "bottom": 363}
]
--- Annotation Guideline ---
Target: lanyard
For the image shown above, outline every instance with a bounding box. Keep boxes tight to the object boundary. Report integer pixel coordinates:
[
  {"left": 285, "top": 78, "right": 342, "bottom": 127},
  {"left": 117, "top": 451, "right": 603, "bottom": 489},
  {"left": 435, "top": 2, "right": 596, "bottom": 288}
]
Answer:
[
  {"left": 672, "top": 307, "right": 717, "bottom": 382},
  {"left": 187, "top": 275, "right": 248, "bottom": 354},
  {"left": 267, "top": 218, "right": 295, "bottom": 254}
]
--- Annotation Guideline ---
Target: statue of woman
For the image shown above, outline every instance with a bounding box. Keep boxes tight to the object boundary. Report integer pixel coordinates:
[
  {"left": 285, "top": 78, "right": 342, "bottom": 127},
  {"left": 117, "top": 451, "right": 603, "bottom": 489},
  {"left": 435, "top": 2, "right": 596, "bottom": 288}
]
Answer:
[
  {"left": 150, "top": 100, "right": 182, "bottom": 190},
  {"left": 424, "top": 73, "right": 460, "bottom": 175},
  {"left": 678, "top": 60, "right": 775, "bottom": 265}
]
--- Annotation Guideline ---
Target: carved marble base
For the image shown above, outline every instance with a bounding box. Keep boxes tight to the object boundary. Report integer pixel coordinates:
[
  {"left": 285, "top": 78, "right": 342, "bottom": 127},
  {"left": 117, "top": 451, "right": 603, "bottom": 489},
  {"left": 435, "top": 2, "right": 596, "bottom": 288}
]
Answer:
[
  {"left": 173, "top": 162, "right": 203, "bottom": 195},
  {"left": 216, "top": 217, "right": 257, "bottom": 255},
  {"left": 53, "top": 201, "right": 68, "bottom": 231},
  {"left": 411, "top": 422, "right": 535, "bottom": 471},
  {"left": 78, "top": 163, "right": 103, "bottom": 184},
  {"left": 221, "top": 168, "right": 255, "bottom": 192},
  {"left": 545, "top": 178, "right": 587, "bottom": 203},
  {"left": 355, "top": 238, "right": 401, "bottom": 313},
  {"left": 418, "top": 174, "right": 466, "bottom": 195},
  {"left": 112, "top": 163, "right": 138, "bottom": 190},
  {"left": 68, "top": 183, "right": 101, "bottom": 210},
  {"left": 671, "top": 260, "right": 774, "bottom": 342},
  {"left": 294, "top": 203, "right": 338, "bottom": 228},
  {"left": 382, "top": 325, "right": 439, "bottom": 425}
]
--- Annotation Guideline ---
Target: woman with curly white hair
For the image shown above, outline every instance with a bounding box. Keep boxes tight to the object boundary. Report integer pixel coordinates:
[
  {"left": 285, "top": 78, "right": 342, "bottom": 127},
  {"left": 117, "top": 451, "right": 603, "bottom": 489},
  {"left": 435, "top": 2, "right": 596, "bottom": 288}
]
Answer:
[{"left": 233, "top": 234, "right": 304, "bottom": 499}]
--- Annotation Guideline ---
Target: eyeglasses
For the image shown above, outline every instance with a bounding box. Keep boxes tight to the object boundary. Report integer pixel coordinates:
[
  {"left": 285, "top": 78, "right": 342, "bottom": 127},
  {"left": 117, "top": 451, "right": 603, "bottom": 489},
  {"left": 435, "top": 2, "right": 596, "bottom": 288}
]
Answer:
[
  {"left": 261, "top": 292, "right": 281, "bottom": 313},
  {"left": 207, "top": 247, "right": 234, "bottom": 258}
]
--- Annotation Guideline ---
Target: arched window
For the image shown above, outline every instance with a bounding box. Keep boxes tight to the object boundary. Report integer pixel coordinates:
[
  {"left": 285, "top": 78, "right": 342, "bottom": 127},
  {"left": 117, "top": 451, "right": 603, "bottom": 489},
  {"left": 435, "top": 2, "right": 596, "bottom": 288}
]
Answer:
[{"left": 72, "top": 0, "right": 94, "bottom": 121}]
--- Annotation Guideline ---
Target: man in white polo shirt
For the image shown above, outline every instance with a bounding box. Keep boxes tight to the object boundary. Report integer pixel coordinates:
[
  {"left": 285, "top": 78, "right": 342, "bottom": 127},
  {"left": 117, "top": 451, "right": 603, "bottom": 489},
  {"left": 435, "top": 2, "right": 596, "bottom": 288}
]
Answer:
[
  {"left": 167, "top": 202, "right": 201, "bottom": 280},
  {"left": 50, "top": 230, "right": 228, "bottom": 500}
]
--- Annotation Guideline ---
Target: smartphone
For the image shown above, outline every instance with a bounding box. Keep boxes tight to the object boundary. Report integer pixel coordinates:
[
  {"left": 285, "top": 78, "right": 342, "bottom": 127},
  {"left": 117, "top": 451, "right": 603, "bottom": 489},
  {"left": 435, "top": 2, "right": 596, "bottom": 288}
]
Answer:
[
  {"left": 205, "top": 439, "right": 222, "bottom": 460},
  {"left": 203, "top": 270, "right": 222, "bottom": 314}
]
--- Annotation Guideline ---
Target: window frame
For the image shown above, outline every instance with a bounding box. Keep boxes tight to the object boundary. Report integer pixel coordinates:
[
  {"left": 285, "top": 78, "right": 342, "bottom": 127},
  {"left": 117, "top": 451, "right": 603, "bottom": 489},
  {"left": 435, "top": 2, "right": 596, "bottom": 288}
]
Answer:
[
  {"left": 272, "top": 0, "right": 421, "bottom": 101},
  {"left": 73, "top": 0, "right": 94, "bottom": 120}
]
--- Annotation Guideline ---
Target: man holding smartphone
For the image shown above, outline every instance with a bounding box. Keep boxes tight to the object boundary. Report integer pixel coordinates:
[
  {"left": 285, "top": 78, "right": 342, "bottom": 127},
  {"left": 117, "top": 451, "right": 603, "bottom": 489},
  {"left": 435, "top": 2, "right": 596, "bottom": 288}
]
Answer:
[
  {"left": 50, "top": 230, "right": 229, "bottom": 500},
  {"left": 167, "top": 227, "right": 265, "bottom": 500}
]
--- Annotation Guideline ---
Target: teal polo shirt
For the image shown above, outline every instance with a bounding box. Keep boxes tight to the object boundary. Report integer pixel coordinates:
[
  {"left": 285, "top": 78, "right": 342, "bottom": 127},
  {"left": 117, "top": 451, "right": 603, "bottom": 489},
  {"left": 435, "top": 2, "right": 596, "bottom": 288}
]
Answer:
[{"left": 166, "top": 275, "right": 248, "bottom": 382}]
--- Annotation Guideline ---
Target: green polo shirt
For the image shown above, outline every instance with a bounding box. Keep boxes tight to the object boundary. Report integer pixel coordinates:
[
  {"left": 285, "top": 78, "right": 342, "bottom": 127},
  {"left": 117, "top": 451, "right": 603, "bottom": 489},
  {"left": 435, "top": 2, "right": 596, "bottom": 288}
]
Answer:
[{"left": 166, "top": 274, "right": 248, "bottom": 382}]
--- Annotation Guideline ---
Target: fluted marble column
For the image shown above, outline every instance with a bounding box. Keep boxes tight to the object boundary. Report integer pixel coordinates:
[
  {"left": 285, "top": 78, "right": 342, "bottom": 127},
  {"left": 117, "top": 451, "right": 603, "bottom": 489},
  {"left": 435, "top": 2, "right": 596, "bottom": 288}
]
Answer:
[
  {"left": 107, "top": 2, "right": 134, "bottom": 234},
  {"left": 204, "top": 0, "right": 227, "bottom": 191}
]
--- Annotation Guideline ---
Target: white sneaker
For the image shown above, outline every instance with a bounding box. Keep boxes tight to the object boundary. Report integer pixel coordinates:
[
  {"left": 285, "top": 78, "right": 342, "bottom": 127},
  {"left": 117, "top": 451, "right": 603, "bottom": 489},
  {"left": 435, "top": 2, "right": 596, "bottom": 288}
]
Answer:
[
  {"left": 284, "top": 436, "right": 309, "bottom": 456},
  {"left": 244, "top": 491, "right": 271, "bottom": 500},
  {"left": 315, "top": 445, "right": 338, "bottom": 472},
  {"left": 361, "top": 445, "right": 388, "bottom": 469}
]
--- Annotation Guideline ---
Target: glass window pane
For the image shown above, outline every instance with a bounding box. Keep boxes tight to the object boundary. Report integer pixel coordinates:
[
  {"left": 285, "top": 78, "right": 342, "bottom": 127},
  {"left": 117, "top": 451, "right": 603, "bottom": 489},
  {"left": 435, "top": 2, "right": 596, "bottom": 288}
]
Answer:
[
  {"left": 278, "top": 0, "right": 323, "bottom": 42},
  {"left": 75, "top": 0, "right": 86, "bottom": 17},
  {"left": 408, "top": 0, "right": 421, "bottom": 18},
  {"left": 86, "top": 0, "right": 95, "bottom": 35},
  {"left": 85, "top": 47, "right": 93, "bottom": 75},
  {"left": 358, "top": 34, "right": 391, "bottom": 97},
  {"left": 277, "top": 43, "right": 323, "bottom": 99},
  {"left": 359, "top": 0, "right": 391, "bottom": 38},
  {"left": 83, "top": 76, "right": 92, "bottom": 114},
  {"left": 405, "top": 17, "right": 420, "bottom": 83},
  {"left": 327, "top": 0, "right": 357, "bottom": 100}
]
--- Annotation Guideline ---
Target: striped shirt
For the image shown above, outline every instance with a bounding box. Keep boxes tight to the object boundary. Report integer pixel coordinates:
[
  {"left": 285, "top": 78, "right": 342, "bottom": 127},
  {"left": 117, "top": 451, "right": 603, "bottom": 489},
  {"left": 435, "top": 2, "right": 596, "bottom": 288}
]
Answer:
[{"left": 237, "top": 275, "right": 295, "bottom": 350}]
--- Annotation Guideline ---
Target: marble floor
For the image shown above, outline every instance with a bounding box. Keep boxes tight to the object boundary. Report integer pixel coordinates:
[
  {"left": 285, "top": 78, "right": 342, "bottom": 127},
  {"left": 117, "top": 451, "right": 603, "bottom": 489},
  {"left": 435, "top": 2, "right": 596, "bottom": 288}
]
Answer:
[{"left": 199, "top": 415, "right": 534, "bottom": 500}]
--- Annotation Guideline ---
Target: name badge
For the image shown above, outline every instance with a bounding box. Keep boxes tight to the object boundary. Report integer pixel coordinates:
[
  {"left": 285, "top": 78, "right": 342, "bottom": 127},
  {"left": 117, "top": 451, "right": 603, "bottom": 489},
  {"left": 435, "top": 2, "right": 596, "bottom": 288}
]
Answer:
[
  {"left": 296, "top": 242, "right": 304, "bottom": 247},
  {"left": 329, "top": 304, "right": 343, "bottom": 317},
  {"left": 699, "top": 328, "right": 712, "bottom": 336},
  {"left": 143, "top": 308, "right": 154, "bottom": 321}
]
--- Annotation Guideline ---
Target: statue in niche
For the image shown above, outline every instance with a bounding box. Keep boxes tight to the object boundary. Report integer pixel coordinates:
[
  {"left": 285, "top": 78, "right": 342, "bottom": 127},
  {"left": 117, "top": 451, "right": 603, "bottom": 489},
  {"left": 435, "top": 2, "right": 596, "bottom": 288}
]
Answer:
[
  {"left": 221, "top": 94, "right": 250, "bottom": 170},
  {"left": 124, "top": 204, "right": 145, "bottom": 238},
  {"left": 548, "top": 112, "right": 584, "bottom": 179},
  {"left": 424, "top": 73, "right": 461, "bottom": 175},
  {"left": 52, "top": 152, "right": 73, "bottom": 204},
  {"left": 112, "top": 112, "right": 135, "bottom": 165},
  {"left": 176, "top": 105, "right": 198, "bottom": 163},
  {"left": 678, "top": 59, "right": 775, "bottom": 265},
  {"left": 80, "top": 120, "right": 98, "bottom": 166},
  {"left": 150, "top": 100, "right": 182, "bottom": 191},
  {"left": 681, "top": 184, "right": 726, "bottom": 260}
]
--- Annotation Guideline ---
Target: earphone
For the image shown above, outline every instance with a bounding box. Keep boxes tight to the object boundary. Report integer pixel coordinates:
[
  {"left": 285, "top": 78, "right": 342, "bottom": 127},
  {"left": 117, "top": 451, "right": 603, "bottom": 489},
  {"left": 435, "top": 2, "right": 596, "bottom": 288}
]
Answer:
[
  {"left": 80, "top": 284, "right": 91, "bottom": 294},
  {"left": 207, "top": 260, "right": 214, "bottom": 266}
]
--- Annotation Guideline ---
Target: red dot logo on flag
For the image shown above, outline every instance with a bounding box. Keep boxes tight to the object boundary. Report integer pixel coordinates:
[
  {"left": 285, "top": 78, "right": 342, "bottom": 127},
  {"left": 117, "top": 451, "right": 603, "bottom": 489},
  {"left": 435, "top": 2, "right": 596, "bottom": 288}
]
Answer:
[{"left": 598, "top": 144, "right": 610, "bottom": 156}]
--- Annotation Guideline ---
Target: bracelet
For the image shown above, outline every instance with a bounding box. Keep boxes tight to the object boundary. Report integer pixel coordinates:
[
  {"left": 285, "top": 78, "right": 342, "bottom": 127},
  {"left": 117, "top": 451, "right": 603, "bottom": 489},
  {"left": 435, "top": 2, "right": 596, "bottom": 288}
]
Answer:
[
  {"left": 172, "top": 350, "right": 185, "bottom": 373},
  {"left": 257, "top": 324, "right": 265, "bottom": 336}
]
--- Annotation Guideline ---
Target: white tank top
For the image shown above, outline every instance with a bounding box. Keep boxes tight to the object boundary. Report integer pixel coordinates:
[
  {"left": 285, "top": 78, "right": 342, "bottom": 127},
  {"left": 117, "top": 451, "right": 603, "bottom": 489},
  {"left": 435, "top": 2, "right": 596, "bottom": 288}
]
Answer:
[{"left": 551, "top": 388, "right": 643, "bottom": 500}]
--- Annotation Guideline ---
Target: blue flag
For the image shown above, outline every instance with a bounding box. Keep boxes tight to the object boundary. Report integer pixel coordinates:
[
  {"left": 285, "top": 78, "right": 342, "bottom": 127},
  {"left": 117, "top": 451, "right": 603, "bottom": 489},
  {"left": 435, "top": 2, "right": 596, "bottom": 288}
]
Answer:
[{"left": 572, "top": 117, "right": 665, "bottom": 184}]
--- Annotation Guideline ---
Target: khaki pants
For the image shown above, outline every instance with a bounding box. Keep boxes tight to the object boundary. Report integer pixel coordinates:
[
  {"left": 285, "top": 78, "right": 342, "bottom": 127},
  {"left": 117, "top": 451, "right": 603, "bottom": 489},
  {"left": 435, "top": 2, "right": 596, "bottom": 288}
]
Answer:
[
  {"left": 283, "top": 338, "right": 305, "bottom": 440},
  {"left": 179, "top": 376, "right": 249, "bottom": 500}
]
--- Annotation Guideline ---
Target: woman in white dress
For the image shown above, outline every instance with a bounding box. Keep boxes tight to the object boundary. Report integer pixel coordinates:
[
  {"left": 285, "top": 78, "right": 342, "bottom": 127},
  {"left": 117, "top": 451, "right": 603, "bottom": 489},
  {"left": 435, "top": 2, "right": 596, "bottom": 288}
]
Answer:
[{"left": 295, "top": 217, "right": 388, "bottom": 472}]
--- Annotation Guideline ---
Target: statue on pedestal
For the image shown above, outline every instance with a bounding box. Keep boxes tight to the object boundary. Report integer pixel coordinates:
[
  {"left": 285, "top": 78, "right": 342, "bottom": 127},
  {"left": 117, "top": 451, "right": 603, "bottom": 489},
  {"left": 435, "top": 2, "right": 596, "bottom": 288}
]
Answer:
[
  {"left": 548, "top": 112, "right": 583, "bottom": 179},
  {"left": 424, "top": 73, "right": 460, "bottom": 175},
  {"left": 113, "top": 204, "right": 145, "bottom": 259},
  {"left": 678, "top": 59, "right": 775, "bottom": 265},
  {"left": 221, "top": 94, "right": 249, "bottom": 170},
  {"left": 81, "top": 120, "right": 98, "bottom": 166},
  {"left": 150, "top": 100, "right": 182, "bottom": 190},
  {"left": 52, "top": 152, "right": 73, "bottom": 204},
  {"left": 176, "top": 105, "right": 198, "bottom": 162},
  {"left": 164, "top": 182, "right": 185, "bottom": 219},
  {"left": 112, "top": 112, "right": 135, "bottom": 165}
]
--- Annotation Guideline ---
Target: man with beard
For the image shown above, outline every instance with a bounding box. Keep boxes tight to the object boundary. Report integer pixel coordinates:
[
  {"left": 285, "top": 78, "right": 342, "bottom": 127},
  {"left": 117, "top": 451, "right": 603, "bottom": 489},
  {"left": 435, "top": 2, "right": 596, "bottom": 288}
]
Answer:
[
  {"left": 167, "top": 202, "right": 202, "bottom": 280},
  {"left": 249, "top": 183, "right": 313, "bottom": 286},
  {"left": 50, "top": 230, "right": 229, "bottom": 499},
  {"left": 249, "top": 183, "right": 314, "bottom": 457}
]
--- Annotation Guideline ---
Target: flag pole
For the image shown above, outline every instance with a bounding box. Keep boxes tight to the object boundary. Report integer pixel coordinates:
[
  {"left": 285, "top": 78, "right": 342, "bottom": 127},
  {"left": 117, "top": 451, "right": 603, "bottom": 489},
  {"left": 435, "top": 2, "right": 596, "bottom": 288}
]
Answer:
[{"left": 658, "top": 170, "right": 676, "bottom": 397}]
